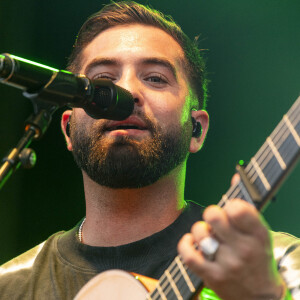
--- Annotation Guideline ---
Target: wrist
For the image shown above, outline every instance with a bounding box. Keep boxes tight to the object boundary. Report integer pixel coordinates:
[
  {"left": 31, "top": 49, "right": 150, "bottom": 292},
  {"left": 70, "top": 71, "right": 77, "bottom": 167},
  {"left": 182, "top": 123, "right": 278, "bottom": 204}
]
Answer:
[
  {"left": 261, "top": 280, "right": 292, "bottom": 300},
  {"left": 252, "top": 278, "right": 292, "bottom": 300},
  {"left": 277, "top": 280, "right": 292, "bottom": 300}
]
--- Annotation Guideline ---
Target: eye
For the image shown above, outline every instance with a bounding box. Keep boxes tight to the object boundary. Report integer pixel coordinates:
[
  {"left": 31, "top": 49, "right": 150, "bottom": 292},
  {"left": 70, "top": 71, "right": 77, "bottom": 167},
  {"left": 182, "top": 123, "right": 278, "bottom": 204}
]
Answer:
[
  {"left": 93, "top": 73, "right": 116, "bottom": 81},
  {"left": 144, "top": 73, "right": 168, "bottom": 86}
]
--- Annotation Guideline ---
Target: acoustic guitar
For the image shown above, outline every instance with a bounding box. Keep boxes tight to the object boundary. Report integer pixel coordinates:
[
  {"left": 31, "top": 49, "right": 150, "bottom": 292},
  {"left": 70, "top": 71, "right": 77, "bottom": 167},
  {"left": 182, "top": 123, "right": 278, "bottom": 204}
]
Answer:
[{"left": 75, "top": 96, "right": 300, "bottom": 300}]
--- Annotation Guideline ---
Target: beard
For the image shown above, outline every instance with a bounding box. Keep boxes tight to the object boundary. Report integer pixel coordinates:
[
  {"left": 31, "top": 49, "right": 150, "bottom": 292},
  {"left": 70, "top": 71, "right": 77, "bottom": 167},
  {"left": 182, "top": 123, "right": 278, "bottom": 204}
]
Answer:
[{"left": 70, "top": 110, "right": 191, "bottom": 189}]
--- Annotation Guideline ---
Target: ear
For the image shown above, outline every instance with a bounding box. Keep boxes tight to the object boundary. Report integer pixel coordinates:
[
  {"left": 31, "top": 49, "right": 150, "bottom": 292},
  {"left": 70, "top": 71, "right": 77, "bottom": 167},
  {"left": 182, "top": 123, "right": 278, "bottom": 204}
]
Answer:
[
  {"left": 189, "top": 109, "right": 209, "bottom": 153},
  {"left": 61, "top": 110, "right": 73, "bottom": 151}
]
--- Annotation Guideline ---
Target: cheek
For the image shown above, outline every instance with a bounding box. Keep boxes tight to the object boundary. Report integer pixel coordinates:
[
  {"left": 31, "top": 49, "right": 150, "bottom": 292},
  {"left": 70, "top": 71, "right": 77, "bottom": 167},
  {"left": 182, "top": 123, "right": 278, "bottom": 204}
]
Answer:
[
  {"left": 145, "top": 91, "right": 190, "bottom": 125},
  {"left": 73, "top": 108, "right": 98, "bottom": 129},
  {"left": 179, "top": 101, "right": 191, "bottom": 127},
  {"left": 73, "top": 108, "right": 91, "bottom": 119}
]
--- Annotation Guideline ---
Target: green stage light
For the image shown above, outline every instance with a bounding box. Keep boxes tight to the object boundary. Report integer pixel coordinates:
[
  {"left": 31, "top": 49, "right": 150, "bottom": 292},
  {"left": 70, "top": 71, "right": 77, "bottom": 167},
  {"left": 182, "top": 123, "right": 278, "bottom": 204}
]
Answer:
[{"left": 10, "top": 54, "right": 59, "bottom": 72}]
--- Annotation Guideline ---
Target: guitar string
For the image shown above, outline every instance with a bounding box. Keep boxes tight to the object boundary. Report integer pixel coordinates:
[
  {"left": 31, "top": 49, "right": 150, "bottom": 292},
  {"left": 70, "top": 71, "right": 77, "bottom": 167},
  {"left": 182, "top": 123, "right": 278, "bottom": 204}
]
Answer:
[
  {"left": 245, "top": 104, "right": 300, "bottom": 187},
  {"left": 149, "top": 229, "right": 219, "bottom": 300},
  {"left": 163, "top": 263, "right": 191, "bottom": 300},
  {"left": 221, "top": 100, "right": 300, "bottom": 205},
  {"left": 251, "top": 111, "right": 299, "bottom": 176},
  {"left": 217, "top": 108, "right": 300, "bottom": 203},
  {"left": 147, "top": 258, "right": 179, "bottom": 299},
  {"left": 248, "top": 108, "right": 299, "bottom": 181},
  {"left": 218, "top": 109, "right": 300, "bottom": 205},
  {"left": 247, "top": 99, "right": 300, "bottom": 180},
  {"left": 248, "top": 125, "right": 289, "bottom": 185},
  {"left": 250, "top": 100, "right": 300, "bottom": 175},
  {"left": 248, "top": 113, "right": 300, "bottom": 189},
  {"left": 149, "top": 256, "right": 190, "bottom": 300},
  {"left": 218, "top": 185, "right": 240, "bottom": 208},
  {"left": 149, "top": 255, "right": 198, "bottom": 300}
]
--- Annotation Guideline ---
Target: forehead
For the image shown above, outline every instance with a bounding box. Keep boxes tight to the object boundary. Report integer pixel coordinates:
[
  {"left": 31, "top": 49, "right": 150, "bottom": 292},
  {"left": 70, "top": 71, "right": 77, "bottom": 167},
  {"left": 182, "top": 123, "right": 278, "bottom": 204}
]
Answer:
[{"left": 80, "top": 24, "right": 186, "bottom": 73}]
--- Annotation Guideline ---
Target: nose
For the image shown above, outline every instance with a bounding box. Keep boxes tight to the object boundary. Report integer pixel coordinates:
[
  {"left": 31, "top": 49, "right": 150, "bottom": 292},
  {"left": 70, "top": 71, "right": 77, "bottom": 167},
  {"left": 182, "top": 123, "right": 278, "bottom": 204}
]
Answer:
[{"left": 117, "top": 72, "right": 144, "bottom": 107}]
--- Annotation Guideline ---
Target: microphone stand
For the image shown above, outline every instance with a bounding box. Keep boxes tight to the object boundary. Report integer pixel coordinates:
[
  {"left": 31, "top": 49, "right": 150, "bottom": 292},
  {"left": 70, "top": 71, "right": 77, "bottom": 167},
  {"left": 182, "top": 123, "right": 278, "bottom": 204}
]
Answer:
[
  {"left": 0, "top": 69, "right": 75, "bottom": 190},
  {"left": 0, "top": 99, "right": 58, "bottom": 190}
]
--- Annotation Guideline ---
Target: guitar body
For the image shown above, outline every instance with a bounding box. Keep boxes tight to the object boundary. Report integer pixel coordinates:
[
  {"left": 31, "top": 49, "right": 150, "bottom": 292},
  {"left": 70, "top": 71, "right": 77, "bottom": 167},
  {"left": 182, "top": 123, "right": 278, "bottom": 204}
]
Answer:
[{"left": 74, "top": 270, "right": 157, "bottom": 300}]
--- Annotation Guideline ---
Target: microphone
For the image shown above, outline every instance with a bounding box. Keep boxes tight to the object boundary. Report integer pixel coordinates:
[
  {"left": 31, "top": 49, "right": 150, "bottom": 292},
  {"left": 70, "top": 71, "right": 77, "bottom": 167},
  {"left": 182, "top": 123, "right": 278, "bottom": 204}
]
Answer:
[{"left": 0, "top": 53, "right": 134, "bottom": 120}]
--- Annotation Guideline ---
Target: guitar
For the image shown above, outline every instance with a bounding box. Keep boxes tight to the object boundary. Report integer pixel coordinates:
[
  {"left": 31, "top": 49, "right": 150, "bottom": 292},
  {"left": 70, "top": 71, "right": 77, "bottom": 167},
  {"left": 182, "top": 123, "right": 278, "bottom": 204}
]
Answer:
[{"left": 75, "top": 96, "right": 300, "bottom": 300}]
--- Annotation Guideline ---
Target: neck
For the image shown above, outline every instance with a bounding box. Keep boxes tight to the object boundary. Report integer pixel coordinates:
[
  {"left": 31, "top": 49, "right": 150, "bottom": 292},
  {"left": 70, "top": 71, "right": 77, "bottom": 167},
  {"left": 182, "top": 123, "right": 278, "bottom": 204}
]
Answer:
[{"left": 81, "top": 163, "right": 187, "bottom": 247}]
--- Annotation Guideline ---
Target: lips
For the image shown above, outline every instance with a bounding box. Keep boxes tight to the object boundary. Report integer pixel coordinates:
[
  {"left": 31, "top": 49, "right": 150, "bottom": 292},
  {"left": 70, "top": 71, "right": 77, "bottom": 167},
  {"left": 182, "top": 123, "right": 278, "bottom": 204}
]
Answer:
[{"left": 105, "top": 116, "right": 148, "bottom": 132}]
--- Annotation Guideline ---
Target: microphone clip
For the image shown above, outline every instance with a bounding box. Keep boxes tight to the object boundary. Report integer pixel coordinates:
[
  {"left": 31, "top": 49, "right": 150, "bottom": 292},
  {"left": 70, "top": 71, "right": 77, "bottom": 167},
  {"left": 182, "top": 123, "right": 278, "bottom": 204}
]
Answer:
[{"left": 23, "top": 71, "right": 91, "bottom": 109}]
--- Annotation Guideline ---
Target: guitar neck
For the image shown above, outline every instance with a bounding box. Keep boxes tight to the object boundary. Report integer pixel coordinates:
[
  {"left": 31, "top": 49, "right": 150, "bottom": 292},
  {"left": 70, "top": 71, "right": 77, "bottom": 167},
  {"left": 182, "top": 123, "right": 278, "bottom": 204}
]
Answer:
[
  {"left": 147, "top": 96, "right": 300, "bottom": 300},
  {"left": 220, "top": 95, "right": 300, "bottom": 211}
]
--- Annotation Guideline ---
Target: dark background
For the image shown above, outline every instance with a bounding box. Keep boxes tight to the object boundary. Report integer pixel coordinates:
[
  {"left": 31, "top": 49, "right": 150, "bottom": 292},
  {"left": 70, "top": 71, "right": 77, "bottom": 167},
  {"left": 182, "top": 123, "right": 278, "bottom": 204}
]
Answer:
[{"left": 0, "top": 0, "right": 299, "bottom": 264}]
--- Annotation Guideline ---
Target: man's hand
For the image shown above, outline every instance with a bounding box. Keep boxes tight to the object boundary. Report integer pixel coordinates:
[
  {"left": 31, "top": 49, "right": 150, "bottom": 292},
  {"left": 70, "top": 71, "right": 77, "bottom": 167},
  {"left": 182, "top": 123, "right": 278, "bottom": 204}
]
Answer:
[{"left": 178, "top": 199, "right": 285, "bottom": 300}]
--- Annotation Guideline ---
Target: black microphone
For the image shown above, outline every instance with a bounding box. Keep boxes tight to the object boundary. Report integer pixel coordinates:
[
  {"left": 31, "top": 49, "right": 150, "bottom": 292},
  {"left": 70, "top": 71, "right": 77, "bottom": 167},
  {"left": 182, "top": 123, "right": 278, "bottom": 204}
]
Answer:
[{"left": 0, "top": 53, "right": 134, "bottom": 120}]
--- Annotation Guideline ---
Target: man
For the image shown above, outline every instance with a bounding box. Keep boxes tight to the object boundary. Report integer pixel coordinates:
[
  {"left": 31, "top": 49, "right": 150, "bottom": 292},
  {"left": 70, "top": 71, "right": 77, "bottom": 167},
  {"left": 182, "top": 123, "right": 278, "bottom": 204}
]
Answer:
[{"left": 0, "top": 1, "right": 299, "bottom": 299}]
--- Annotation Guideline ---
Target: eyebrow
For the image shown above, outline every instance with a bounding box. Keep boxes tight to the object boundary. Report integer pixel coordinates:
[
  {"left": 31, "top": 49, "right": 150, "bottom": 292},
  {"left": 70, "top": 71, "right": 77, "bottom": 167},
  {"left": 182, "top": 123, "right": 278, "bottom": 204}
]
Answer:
[
  {"left": 83, "top": 57, "right": 178, "bottom": 80},
  {"left": 84, "top": 58, "right": 120, "bottom": 77},
  {"left": 140, "top": 58, "right": 178, "bottom": 80}
]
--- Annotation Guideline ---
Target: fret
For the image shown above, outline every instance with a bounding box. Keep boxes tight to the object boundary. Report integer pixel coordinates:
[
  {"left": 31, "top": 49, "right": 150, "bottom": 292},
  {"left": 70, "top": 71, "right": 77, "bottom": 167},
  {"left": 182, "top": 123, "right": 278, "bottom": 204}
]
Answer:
[
  {"left": 165, "top": 270, "right": 183, "bottom": 300},
  {"left": 266, "top": 137, "right": 286, "bottom": 170},
  {"left": 270, "top": 119, "right": 290, "bottom": 149},
  {"left": 252, "top": 138, "right": 274, "bottom": 174},
  {"left": 221, "top": 193, "right": 228, "bottom": 202},
  {"left": 252, "top": 144, "right": 281, "bottom": 181},
  {"left": 250, "top": 157, "right": 271, "bottom": 191},
  {"left": 220, "top": 184, "right": 244, "bottom": 203},
  {"left": 287, "top": 97, "right": 300, "bottom": 136},
  {"left": 277, "top": 132, "right": 300, "bottom": 167},
  {"left": 156, "top": 282, "right": 167, "bottom": 300},
  {"left": 284, "top": 115, "right": 300, "bottom": 146},
  {"left": 168, "top": 258, "right": 191, "bottom": 297},
  {"left": 296, "top": 119, "right": 300, "bottom": 136},
  {"left": 175, "top": 256, "right": 196, "bottom": 293},
  {"left": 262, "top": 155, "right": 283, "bottom": 188},
  {"left": 270, "top": 123, "right": 294, "bottom": 166},
  {"left": 151, "top": 275, "right": 169, "bottom": 300},
  {"left": 185, "top": 268, "right": 202, "bottom": 287}
]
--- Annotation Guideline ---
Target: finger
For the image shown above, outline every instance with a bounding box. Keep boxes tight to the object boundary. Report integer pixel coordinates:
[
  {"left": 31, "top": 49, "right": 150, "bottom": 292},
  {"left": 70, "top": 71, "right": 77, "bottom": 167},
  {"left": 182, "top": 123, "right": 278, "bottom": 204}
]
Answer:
[
  {"left": 202, "top": 205, "right": 237, "bottom": 243},
  {"left": 178, "top": 233, "right": 206, "bottom": 266},
  {"left": 224, "top": 199, "right": 269, "bottom": 239},
  {"left": 178, "top": 233, "right": 215, "bottom": 277},
  {"left": 190, "top": 221, "right": 211, "bottom": 243},
  {"left": 231, "top": 173, "right": 240, "bottom": 186}
]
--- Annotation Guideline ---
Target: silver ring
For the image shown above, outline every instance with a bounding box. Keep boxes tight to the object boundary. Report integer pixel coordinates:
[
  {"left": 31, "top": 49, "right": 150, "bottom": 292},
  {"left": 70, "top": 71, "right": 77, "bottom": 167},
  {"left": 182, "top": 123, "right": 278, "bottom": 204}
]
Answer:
[{"left": 199, "top": 236, "right": 220, "bottom": 261}]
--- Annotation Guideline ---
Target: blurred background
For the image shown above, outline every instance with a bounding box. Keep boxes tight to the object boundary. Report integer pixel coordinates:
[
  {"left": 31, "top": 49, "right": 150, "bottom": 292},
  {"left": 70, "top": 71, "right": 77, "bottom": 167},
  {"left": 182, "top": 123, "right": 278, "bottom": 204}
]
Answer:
[{"left": 0, "top": 0, "right": 299, "bottom": 264}]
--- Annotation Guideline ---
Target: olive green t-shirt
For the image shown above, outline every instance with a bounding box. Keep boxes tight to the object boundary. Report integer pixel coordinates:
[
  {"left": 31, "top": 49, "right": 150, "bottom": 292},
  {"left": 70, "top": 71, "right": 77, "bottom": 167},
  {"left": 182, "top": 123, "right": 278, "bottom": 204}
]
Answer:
[{"left": 0, "top": 201, "right": 299, "bottom": 299}]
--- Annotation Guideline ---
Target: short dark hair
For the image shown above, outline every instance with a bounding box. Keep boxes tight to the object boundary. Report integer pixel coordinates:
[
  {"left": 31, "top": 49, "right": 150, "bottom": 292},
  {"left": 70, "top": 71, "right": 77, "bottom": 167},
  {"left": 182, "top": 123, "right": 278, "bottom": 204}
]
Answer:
[{"left": 67, "top": 1, "right": 208, "bottom": 109}]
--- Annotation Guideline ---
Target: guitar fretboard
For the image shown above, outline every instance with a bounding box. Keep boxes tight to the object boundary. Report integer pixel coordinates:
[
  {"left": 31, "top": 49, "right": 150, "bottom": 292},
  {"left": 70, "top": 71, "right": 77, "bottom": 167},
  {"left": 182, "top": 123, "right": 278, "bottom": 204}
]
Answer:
[
  {"left": 220, "top": 95, "right": 300, "bottom": 210},
  {"left": 146, "top": 96, "right": 300, "bottom": 300}
]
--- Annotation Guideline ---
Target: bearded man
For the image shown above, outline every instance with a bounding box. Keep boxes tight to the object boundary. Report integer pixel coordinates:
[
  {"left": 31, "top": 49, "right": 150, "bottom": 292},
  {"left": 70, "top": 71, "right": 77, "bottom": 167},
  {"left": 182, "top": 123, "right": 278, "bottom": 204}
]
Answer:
[{"left": 0, "top": 2, "right": 299, "bottom": 300}]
